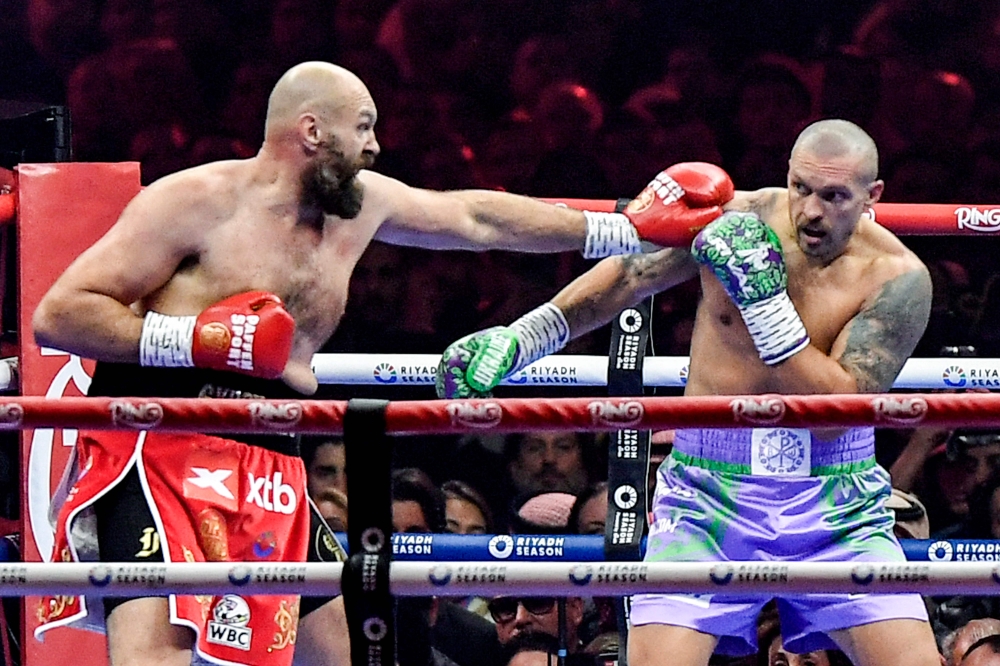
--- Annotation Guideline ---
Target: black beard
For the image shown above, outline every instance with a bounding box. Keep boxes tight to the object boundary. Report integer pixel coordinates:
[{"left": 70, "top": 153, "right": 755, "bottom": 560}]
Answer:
[{"left": 301, "top": 147, "right": 373, "bottom": 220}]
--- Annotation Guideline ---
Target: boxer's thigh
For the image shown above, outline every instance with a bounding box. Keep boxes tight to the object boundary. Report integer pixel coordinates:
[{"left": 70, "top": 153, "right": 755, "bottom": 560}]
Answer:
[
  {"left": 628, "top": 623, "right": 717, "bottom": 666},
  {"left": 829, "top": 618, "right": 939, "bottom": 666},
  {"left": 106, "top": 597, "right": 195, "bottom": 666}
]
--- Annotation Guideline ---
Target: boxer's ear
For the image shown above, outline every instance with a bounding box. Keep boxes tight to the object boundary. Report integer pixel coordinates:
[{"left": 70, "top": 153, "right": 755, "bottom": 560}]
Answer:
[{"left": 299, "top": 113, "right": 321, "bottom": 151}]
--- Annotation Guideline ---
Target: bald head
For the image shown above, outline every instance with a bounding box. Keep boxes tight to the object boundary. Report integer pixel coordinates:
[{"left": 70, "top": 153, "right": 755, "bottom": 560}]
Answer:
[
  {"left": 791, "top": 119, "right": 879, "bottom": 184},
  {"left": 264, "top": 61, "right": 373, "bottom": 139},
  {"left": 953, "top": 619, "right": 1000, "bottom": 666}
]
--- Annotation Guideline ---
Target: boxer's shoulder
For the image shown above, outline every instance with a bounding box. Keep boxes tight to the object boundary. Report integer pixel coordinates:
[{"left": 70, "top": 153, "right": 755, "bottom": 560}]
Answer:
[{"left": 725, "top": 187, "right": 785, "bottom": 219}]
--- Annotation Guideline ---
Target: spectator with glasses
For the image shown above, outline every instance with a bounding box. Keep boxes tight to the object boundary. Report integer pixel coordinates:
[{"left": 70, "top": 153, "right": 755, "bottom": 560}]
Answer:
[{"left": 488, "top": 595, "right": 586, "bottom": 654}]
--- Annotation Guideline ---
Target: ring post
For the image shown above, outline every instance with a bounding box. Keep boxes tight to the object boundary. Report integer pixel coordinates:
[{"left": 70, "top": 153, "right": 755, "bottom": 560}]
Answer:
[{"left": 342, "top": 399, "right": 394, "bottom": 666}]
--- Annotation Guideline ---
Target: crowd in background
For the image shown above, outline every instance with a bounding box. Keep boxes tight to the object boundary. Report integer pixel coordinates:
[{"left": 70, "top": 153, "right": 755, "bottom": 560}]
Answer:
[{"left": 9, "top": 0, "right": 1000, "bottom": 664}]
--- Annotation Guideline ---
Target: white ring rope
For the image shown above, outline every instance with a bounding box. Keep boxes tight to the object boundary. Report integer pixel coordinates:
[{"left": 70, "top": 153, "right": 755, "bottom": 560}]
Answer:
[
  {"left": 3, "top": 561, "right": 999, "bottom": 597},
  {"left": 311, "top": 354, "right": 990, "bottom": 390}
]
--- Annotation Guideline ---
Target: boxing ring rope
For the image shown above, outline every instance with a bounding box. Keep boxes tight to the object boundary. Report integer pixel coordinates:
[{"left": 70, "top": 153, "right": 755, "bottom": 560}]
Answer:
[
  {"left": 311, "top": 353, "right": 995, "bottom": 390},
  {"left": 0, "top": 392, "right": 998, "bottom": 433},
  {"left": 543, "top": 199, "right": 1000, "bottom": 236},
  {"left": 8, "top": 560, "right": 1000, "bottom": 597}
]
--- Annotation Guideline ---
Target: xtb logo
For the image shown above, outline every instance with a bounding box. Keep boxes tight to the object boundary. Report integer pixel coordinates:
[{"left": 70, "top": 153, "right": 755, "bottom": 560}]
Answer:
[
  {"left": 246, "top": 472, "right": 297, "bottom": 514},
  {"left": 187, "top": 468, "right": 236, "bottom": 500}
]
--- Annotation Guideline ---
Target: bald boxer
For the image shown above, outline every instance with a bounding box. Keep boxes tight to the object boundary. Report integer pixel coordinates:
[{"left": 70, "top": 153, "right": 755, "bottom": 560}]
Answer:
[
  {"left": 31, "top": 61, "right": 731, "bottom": 666},
  {"left": 438, "top": 119, "right": 938, "bottom": 666}
]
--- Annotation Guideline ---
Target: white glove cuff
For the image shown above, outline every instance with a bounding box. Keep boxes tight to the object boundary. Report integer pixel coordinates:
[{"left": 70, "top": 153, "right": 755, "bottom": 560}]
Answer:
[
  {"left": 140, "top": 312, "right": 196, "bottom": 367},
  {"left": 508, "top": 303, "right": 570, "bottom": 373},
  {"left": 739, "top": 291, "right": 810, "bottom": 365},
  {"left": 583, "top": 211, "right": 643, "bottom": 258}
]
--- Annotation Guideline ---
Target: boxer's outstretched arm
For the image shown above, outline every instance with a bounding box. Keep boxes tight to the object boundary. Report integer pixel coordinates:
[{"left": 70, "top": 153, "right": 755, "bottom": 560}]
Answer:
[
  {"left": 551, "top": 249, "right": 699, "bottom": 338},
  {"left": 374, "top": 179, "right": 591, "bottom": 252},
  {"left": 370, "top": 165, "right": 732, "bottom": 253},
  {"left": 775, "top": 263, "right": 933, "bottom": 394},
  {"left": 32, "top": 175, "right": 202, "bottom": 361}
]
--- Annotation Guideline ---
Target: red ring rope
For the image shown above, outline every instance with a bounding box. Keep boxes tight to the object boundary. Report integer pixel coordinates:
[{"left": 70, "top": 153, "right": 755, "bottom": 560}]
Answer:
[
  {"left": 0, "top": 393, "right": 996, "bottom": 434},
  {"left": 543, "top": 199, "right": 998, "bottom": 236}
]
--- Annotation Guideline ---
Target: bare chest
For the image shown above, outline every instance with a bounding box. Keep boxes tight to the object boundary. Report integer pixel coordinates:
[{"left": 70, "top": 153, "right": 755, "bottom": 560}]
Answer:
[
  {"left": 162, "top": 213, "right": 378, "bottom": 352},
  {"left": 689, "top": 250, "right": 873, "bottom": 393}
]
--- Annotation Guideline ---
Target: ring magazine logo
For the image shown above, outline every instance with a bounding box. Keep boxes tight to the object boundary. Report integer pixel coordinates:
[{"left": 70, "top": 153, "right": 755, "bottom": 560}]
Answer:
[{"left": 207, "top": 595, "right": 252, "bottom": 651}]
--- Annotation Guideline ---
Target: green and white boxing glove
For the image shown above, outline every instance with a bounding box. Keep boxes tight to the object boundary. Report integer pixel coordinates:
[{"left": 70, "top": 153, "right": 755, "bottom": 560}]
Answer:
[
  {"left": 691, "top": 211, "right": 810, "bottom": 364},
  {"left": 436, "top": 303, "right": 570, "bottom": 398}
]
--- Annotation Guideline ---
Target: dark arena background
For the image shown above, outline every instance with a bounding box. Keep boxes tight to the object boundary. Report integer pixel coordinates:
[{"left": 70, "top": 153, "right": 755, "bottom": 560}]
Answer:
[{"left": 6, "top": 2, "right": 1000, "bottom": 666}]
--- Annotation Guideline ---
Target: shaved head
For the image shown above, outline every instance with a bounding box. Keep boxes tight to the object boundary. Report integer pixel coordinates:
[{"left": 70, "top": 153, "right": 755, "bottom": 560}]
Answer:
[
  {"left": 264, "top": 61, "right": 372, "bottom": 138},
  {"left": 261, "top": 61, "right": 378, "bottom": 220},
  {"left": 791, "top": 119, "right": 879, "bottom": 183}
]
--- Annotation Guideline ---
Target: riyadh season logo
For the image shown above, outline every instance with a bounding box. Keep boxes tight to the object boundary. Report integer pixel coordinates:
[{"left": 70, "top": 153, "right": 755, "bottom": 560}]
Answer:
[
  {"left": 373, "top": 363, "right": 398, "bottom": 384},
  {"left": 679, "top": 364, "right": 688, "bottom": 385},
  {"left": 943, "top": 366, "right": 967, "bottom": 388},
  {"left": 488, "top": 535, "right": 514, "bottom": 559},
  {"left": 927, "top": 541, "right": 954, "bottom": 562}
]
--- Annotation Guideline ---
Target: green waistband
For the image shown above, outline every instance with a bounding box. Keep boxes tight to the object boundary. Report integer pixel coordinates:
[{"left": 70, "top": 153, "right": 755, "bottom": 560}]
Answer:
[{"left": 670, "top": 450, "right": 877, "bottom": 476}]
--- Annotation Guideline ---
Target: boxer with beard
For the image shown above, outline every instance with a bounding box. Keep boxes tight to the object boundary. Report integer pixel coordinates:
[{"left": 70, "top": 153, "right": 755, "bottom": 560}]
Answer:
[{"left": 32, "top": 61, "right": 732, "bottom": 666}]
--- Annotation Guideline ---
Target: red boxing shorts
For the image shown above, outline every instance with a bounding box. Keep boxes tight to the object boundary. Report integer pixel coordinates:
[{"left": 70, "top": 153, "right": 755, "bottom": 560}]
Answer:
[{"left": 35, "top": 429, "right": 312, "bottom": 666}]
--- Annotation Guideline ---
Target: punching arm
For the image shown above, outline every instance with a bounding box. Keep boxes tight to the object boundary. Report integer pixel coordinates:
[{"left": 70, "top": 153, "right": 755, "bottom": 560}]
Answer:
[{"left": 553, "top": 248, "right": 699, "bottom": 338}]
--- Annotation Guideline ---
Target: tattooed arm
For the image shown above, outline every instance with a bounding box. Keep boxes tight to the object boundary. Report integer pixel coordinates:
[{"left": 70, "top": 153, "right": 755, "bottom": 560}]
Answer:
[
  {"left": 552, "top": 248, "right": 699, "bottom": 338},
  {"left": 775, "top": 262, "right": 933, "bottom": 394}
]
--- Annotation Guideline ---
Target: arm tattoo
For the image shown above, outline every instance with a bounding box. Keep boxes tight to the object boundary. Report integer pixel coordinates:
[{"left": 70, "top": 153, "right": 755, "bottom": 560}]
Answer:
[
  {"left": 839, "top": 267, "right": 933, "bottom": 392},
  {"left": 560, "top": 250, "right": 696, "bottom": 334}
]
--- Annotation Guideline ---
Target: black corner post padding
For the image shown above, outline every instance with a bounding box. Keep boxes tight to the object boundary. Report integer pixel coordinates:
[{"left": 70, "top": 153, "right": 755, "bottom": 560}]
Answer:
[
  {"left": 342, "top": 399, "right": 394, "bottom": 666},
  {"left": 605, "top": 289, "right": 654, "bottom": 666}
]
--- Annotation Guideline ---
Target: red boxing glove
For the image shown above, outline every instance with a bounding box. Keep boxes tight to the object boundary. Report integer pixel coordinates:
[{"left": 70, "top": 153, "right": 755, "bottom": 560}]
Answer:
[
  {"left": 625, "top": 162, "right": 734, "bottom": 246},
  {"left": 582, "top": 162, "right": 734, "bottom": 257},
  {"left": 140, "top": 291, "right": 295, "bottom": 379}
]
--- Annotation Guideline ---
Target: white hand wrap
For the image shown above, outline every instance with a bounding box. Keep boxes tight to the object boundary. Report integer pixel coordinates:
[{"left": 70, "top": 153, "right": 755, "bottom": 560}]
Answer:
[
  {"left": 583, "top": 211, "right": 643, "bottom": 258},
  {"left": 508, "top": 303, "right": 570, "bottom": 373},
  {"left": 738, "top": 292, "right": 810, "bottom": 365},
  {"left": 139, "top": 311, "right": 196, "bottom": 367}
]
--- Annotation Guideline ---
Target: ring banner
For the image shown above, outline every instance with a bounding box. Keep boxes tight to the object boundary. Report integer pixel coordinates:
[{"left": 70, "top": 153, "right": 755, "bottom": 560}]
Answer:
[
  {"left": 378, "top": 535, "right": 974, "bottom": 563},
  {"left": 605, "top": 297, "right": 653, "bottom": 560},
  {"left": 605, "top": 285, "right": 653, "bottom": 666},
  {"left": 343, "top": 400, "right": 394, "bottom": 666}
]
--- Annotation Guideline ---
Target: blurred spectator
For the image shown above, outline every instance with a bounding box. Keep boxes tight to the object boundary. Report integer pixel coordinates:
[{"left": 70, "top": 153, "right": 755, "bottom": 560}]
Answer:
[
  {"left": 820, "top": 47, "right": 882, "bottom": 131},
  {"left": 392, "top": 467, "right": 445, "bottom": 533},
  {"left": 731, "top": 56, "right": 814, "bottom": 189},
  {"left": 476, "top": 122, "right": 546, "bottom": 193},
  {"left": 964, "top": 638, "right": 1000, "bottom": 666},
  {"left": 333, "top": 0, "right": 395, "bottom": 54},
  {"left": 886, "top": 488, "right": 930, "bottom": 540},
  {"left": 963, "top": 476, "right": 1000, "bottom": 540},
  {"left": 757, "top": 603, "right": 852, "bottom": 666},
  {"left": 70, "top": 37, "right": 207, "bottom": 168},
  {"left": 527, "top": 81, "right": 610, "bottom": 198},
  {"left": 506, "top": 432, "right": 591, "bottom": 503},
  {"left": 313, "top": 487, "right": 348, "bottom": 532},
  {"left": 891, "top": 428, "right": 1000, "bottom": 535},
  {"left": 264, "top": 0, "right": 334, "bottom": 73},
  {"left": 881, "top": 151, "right": 956, "bottom": 204},
  {"left": 489, "top": 595, "right": 587, "bottom": 653},
  {"left": 393, "top": 469, "right": 504, "bottom": 666},
  {"left": 506, "top": 35, "right": 578, "bottom": 124},
  {"left": 503, "top": 631, "right": 599, "bottom": 666},
  {"left": 568, "top": 482, "right": 608, "bottom": 536},
  {"left": 944, "top": 619, "right": 1000, "bottom": 666},
  {"left": 218, "top": 61, "right": 283, "bottom": 151},
  {"left": 303, "top": 436, "right": 347, "bottom": 499},
  {"left": 512, "top": 492, "right": 577, "bottom": 534},
  {"left": 442, "top": 480, "right": 494, "bottom": 535},
  {"left": 26, "top": 0, "right": 102, "bottom": 78}
]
